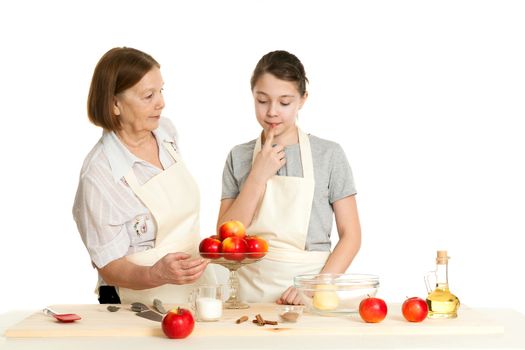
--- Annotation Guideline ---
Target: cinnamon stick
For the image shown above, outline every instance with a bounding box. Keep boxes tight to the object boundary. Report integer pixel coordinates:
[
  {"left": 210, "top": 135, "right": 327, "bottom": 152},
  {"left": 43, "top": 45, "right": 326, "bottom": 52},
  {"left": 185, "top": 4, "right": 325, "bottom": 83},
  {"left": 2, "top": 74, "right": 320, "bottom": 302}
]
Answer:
[
  {"left": 236, "top": 315, "right": 248, "bottom": 324},
  {"left": 255, "top": 314, "right": 265, "bottom": 326},
  {"left": 252, "top": 316, "right": 278, "bottom": 326}
]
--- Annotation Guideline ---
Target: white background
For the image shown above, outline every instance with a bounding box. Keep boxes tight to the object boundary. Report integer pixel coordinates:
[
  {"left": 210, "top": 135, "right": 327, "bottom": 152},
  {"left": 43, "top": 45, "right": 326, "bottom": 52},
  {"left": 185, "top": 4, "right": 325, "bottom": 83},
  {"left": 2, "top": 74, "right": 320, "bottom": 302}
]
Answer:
[{"left": 1, "top": 0, "right": 524, "bottom": 316}]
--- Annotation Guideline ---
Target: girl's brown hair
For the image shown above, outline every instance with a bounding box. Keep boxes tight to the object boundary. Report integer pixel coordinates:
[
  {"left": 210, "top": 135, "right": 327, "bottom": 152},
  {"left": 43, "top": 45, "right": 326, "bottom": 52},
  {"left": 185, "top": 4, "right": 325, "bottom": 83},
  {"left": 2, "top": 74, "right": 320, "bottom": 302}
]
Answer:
[
  {"left": 87, "top": 47, "right": 160, "bottom": 131},
  {"left": 250, "top": 50, "right": 308, "bottom": 96}
]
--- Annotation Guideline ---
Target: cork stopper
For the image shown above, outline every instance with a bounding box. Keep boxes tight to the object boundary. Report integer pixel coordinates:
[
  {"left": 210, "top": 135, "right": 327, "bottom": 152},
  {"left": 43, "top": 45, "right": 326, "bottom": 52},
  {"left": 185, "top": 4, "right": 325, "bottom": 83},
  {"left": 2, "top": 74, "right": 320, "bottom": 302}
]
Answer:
[{"left": 436, "top": 250, "right": 449, "bottom": 264}]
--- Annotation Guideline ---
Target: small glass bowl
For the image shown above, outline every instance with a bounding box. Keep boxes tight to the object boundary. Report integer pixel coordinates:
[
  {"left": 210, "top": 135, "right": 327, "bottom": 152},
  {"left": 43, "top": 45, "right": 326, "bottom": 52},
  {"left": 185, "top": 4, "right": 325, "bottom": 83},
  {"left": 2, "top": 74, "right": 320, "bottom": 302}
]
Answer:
[
  {"left": 276, "top": 305, "right": 304, "bottom": 323},
  {"left": 294, "top": 273, "right": 379, "bottom": 316}
]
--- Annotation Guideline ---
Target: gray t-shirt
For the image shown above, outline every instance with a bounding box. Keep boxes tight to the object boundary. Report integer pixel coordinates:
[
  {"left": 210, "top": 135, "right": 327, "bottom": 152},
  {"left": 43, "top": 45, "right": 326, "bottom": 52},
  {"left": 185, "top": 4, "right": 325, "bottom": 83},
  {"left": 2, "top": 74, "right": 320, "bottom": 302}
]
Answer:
[{"left": 221, "top": 134, "right": 357, "bottom": 251}]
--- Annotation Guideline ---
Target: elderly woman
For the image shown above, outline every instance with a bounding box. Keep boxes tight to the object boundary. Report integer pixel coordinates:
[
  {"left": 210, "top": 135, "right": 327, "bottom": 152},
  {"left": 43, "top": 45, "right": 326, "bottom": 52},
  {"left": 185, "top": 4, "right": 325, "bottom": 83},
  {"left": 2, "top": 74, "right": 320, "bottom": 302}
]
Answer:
[{"left": 73, "top": 47, "right": 215, "bottom": 304}]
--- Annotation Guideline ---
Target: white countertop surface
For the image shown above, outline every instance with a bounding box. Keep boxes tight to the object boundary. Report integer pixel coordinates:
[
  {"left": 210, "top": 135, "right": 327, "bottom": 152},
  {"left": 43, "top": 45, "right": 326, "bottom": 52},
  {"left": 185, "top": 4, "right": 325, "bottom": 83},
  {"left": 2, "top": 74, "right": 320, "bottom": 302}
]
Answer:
[{"left": 1, "top": 304, "right": 525, "bottom": 349}]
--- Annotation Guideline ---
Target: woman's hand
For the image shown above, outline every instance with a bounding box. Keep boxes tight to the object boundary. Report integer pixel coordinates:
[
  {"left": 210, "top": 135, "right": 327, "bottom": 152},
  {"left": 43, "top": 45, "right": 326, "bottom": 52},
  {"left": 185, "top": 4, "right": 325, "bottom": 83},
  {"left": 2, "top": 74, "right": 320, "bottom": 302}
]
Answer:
[
  {"left": 98, "top": 253, "right": 209, "bottom": 289},
  {"left": 150, "top": 252, "right": 209, "bottom": 285},
  {"left": 250, "top": 128, "right": 286, "bottom": 185},
  {"left": 276, "top": 286, "right": 303, "bottom": 305}
]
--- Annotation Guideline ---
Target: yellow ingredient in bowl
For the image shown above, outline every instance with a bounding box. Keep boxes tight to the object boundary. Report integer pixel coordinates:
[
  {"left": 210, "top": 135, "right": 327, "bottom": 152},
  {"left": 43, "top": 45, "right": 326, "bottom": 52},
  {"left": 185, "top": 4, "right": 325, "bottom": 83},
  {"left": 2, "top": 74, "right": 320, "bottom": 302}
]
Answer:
[{"left": 312, "top": 284, "right": 339, "bottom": 310}]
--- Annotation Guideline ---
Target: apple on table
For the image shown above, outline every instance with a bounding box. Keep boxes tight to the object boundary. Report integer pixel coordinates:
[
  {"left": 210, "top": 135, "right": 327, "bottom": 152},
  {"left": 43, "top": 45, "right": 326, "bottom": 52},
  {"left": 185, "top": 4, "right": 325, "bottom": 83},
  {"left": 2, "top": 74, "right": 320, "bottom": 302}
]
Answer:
[
  {"left": 359, "top": 296, "right": 388, "bottom": 323},
  {"left": 402, "top": 297, "right": 428, "bottom": 322},
  {"left": 161, "top": 307, "right": 194, "bottom": 339}
]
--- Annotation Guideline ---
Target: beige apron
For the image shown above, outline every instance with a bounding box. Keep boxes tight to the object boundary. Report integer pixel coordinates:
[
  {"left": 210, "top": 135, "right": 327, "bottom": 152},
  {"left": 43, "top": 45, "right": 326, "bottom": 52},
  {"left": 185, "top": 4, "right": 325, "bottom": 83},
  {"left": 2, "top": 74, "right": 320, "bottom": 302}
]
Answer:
[
  {"left": 118, "top": 141, "right": 216, "bottom": 304},
  {"left": 237, "top": 128, "right": 330, "bottom": 302}
]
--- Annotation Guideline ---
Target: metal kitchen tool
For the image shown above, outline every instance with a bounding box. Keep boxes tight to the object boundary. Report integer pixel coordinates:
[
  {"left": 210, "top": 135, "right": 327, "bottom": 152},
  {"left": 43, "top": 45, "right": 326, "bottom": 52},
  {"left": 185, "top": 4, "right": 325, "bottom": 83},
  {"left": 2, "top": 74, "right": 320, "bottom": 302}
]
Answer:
[
  {"left": 106, "top": 305, "right": 120, "bottom": 312},
  {"left": 135, "top": 310, "right": 163, "bottom": 322},
  {"left": 43, "top": 308, "right": 81, "bottom": 323},
  {"left": 153, "top": 298, "right": 167, "bottom": 314},
  {"left": 131, "top": 302, "right": 164, "bottom": 322},
  {"left": 130, "top": 302, "right": 149, "bottom": 312}
]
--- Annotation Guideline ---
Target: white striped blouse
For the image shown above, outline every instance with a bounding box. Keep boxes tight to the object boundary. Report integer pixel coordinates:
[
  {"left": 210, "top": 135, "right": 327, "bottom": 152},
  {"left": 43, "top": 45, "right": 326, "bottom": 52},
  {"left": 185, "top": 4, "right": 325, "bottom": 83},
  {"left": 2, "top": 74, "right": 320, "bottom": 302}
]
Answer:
[{"left": 72, "top": 117, "right": 180, "bottom": 271}]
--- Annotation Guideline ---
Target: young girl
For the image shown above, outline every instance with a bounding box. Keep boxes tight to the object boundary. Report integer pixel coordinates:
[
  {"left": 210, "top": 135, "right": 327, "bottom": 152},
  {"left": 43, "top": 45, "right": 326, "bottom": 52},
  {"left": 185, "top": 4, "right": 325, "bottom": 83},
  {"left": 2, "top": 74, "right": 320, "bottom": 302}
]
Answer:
[{"left": 217, "top": 50, "right": 361, "bottom": 305}]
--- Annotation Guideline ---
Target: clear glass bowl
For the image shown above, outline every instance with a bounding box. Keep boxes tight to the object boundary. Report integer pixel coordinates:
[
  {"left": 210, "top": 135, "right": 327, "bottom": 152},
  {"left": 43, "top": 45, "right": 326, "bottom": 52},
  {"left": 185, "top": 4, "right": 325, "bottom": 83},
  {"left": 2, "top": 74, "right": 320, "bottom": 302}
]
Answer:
[
  {"left": 276, "top": 305, "right": 304, "bottom": 323},
  {"left": 294, "top": 273, "right": 380, "bottom": 316}
]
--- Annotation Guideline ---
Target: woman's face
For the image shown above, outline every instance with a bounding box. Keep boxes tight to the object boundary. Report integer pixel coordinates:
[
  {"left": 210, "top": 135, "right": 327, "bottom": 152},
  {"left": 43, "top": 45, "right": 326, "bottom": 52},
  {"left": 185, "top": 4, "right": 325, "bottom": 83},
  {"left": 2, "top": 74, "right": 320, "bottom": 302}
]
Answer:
[
  {"left": 113, "top": 67, "right": 165, "bottom": 134},
  {"left": 252, "top": 73, "right": 307, "bottom": 138}
]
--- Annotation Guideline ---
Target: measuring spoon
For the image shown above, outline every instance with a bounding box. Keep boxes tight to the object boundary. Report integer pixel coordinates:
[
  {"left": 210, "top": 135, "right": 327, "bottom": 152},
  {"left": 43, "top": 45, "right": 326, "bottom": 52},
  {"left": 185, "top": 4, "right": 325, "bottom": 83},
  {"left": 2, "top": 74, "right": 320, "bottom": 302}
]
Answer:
[{"left": 43, "top": 307, "right": 82, "bottom": 323}]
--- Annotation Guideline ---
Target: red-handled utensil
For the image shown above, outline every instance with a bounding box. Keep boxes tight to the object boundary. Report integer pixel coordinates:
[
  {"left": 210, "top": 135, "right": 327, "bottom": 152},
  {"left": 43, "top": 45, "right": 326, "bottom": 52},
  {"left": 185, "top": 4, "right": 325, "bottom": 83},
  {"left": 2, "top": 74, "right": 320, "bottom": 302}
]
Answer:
[{"left": 43, "top": 308, "right": 81, "bottom": 323}]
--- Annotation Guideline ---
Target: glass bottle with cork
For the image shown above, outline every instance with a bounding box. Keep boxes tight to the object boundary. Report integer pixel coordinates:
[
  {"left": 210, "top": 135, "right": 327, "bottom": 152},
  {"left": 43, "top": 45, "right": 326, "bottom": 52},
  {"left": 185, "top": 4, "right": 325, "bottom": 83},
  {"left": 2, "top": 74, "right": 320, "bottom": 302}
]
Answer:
[{"left": 425, "top": 250, "right": 460, "bottom": 318}]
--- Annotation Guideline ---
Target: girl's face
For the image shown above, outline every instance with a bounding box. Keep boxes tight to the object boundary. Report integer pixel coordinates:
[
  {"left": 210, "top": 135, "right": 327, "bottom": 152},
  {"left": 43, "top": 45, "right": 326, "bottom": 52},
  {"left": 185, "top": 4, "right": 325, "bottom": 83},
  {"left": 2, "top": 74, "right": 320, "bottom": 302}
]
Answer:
[
  {"left": 252, "top": 73, "right": 307, "bottom": 140},
  {"left": 113, "top": 67, "right": 165, "bottom": 134}
]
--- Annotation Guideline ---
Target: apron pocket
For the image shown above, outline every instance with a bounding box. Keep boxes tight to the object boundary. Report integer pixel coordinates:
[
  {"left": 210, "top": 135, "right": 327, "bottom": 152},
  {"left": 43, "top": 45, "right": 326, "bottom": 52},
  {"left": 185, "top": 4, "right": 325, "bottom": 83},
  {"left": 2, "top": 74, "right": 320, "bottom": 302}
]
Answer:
[{"left": 125, "top": 214, "right": 156, "bottom": 245}]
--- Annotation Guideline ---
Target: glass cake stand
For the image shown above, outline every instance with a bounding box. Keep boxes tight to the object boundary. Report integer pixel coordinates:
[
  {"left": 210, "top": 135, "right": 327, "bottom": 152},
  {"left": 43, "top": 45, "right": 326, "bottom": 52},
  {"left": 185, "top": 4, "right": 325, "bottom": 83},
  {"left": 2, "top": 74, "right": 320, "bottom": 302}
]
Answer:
[{"left": 200, "top": 252, "right": 266, "bottom": 309}]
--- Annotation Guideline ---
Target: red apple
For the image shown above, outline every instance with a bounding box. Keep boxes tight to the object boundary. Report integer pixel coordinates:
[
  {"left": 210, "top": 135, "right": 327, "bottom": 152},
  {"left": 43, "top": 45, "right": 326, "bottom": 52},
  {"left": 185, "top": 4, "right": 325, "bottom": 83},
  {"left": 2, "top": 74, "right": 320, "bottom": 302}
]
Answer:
[
  {"left": 359, "top": 297, "right": 387, "bottom": 323},
  {"left": 161, "top": 307, "right": 194, "bottom": 339},
  {"left": 245, "top": 235, "right": 268, "bottom": 259},
  {"left": 221, "top": 236, "right": 247, "bottom": 261},
  {"left": 199, "top": 237, "right": 221, "bottom": 259},
  {"left": 218, "top": 220, "right": 246, "bottom": 241},
  {"left": 402, "top": 297, "right": 428, "bottom": 322}
]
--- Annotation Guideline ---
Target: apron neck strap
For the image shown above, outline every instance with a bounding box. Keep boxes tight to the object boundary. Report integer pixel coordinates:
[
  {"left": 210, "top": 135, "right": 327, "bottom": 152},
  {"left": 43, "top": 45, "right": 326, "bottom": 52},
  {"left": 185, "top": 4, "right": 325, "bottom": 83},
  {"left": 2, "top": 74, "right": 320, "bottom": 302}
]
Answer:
[
  {"left": 124, "top": 141, "right": 182, "bottom": 192},
  {"left": 252, "top": 128, "right": 314, "bottom": 179},
  {"left": 161, "top": 141, "right": 181, "bottom": 163}
]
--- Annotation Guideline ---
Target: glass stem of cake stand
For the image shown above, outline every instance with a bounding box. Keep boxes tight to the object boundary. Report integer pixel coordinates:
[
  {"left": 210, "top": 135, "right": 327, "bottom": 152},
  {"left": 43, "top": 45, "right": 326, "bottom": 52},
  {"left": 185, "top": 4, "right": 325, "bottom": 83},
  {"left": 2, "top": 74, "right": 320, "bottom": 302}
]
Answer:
[{"left": 224, "top": 267, "right": 249, "bottom": 309}]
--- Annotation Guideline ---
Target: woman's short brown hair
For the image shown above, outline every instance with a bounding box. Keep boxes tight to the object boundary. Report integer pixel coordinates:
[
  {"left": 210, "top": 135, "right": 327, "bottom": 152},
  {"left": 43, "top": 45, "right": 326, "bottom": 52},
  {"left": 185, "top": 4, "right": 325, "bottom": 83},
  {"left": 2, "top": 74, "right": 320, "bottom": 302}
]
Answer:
[
  {"left": 87, "top": 47, "right": 160, "bottom": 131},
  {"left": 250, "top": 50, "right": 308, "bottom": 97}
]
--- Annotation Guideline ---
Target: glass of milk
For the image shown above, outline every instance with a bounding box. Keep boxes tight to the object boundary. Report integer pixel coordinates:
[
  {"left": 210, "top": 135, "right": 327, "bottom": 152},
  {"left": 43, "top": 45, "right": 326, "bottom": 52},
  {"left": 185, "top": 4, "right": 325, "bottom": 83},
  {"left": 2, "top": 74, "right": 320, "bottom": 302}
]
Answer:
[{"left": 189, "top": 285, "right": 224, "bottom": 321}]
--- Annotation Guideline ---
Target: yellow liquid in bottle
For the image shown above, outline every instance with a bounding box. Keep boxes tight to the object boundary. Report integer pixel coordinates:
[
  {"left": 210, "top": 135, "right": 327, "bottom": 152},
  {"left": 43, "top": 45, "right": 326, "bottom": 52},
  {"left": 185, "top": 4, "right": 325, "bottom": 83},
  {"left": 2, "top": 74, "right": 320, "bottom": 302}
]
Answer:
[{"left": 426, "top": 285, "right": 460, "bottom": 319}]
